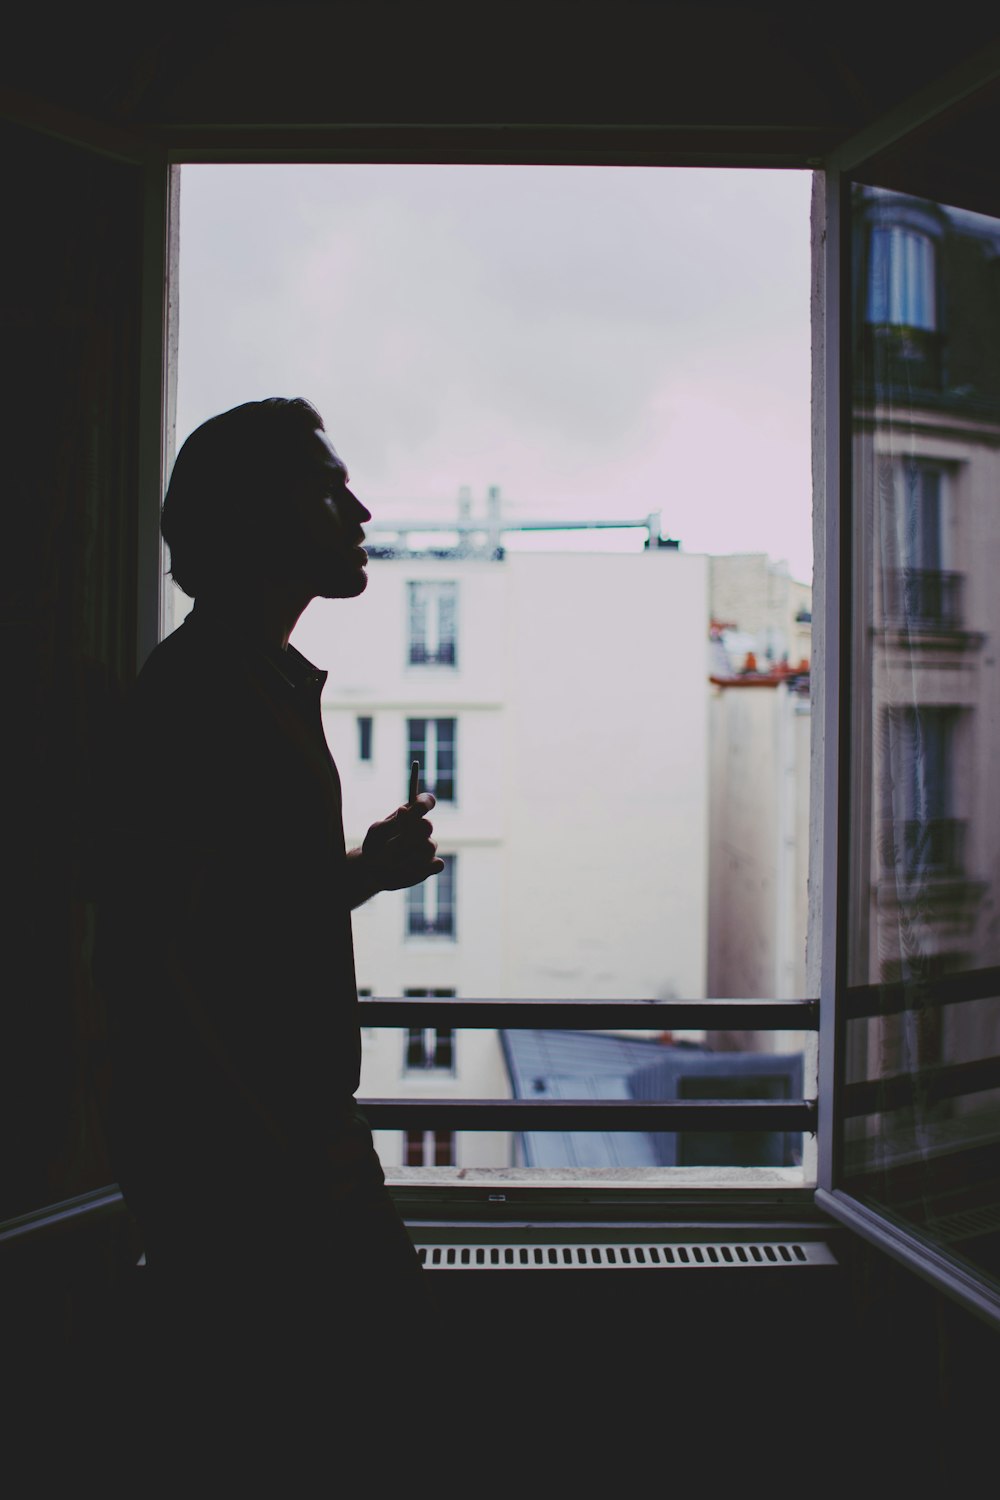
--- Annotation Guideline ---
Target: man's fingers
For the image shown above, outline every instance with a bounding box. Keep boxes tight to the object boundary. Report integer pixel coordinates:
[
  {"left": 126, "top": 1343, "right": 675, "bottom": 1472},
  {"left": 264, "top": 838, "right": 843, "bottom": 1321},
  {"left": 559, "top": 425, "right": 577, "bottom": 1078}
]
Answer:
[{"left": 399, "top": 856, "right": 445, "bottom": 885}]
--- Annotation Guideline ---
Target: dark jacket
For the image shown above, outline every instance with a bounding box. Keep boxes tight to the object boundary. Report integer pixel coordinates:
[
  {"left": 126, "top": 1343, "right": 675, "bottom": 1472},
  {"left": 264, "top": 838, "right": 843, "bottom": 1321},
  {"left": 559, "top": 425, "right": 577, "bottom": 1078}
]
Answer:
[{"left": 99, "top": 605, "right": 382, "bottom": 1259}]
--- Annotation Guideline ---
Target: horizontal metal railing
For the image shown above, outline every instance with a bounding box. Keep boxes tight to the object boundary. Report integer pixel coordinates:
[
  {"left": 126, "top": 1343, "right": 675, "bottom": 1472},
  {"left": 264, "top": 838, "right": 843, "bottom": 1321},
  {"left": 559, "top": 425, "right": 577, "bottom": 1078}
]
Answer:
[
  {"left": 883, "top": 568, "right": 963, "bottom": 629},
  {"left": 358, "top": 997, "right": 817, "bottom": 1030},
  {"left": 358, "top": 1098, "right": 816, "bottom": 1131},
  {"left": 358, "top": 996, "right": 818, "bottom": 1134},
  {"left": 878, "top": 818, "right": 967, "bottom": 881},
  {"left": 843, "top": 1053, "right": 1000, "bottom": 1118},
  {"left": 845, "top": 964, "right": 1000, "bottom": 1020}
]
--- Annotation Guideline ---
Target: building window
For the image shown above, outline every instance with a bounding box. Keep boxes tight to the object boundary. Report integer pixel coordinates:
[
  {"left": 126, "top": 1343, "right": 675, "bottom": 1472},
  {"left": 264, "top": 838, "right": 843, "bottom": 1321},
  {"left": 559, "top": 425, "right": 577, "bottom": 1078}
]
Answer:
[
  {"left": 357, "top": 715, "right": 373, "bottom": 762},
  {"left": 407, "top": 718, "right": 456, "bottom": 802},
  {"left": 408, "top": 581, "right": 457, "bottom": 666},
  {"left": 898, "top": 459, "right": 943, "bottom": 572},
  {"left": 406, "top": 854, "right": 456, "bottom": 937},
  {"left": 883, "top": 461, "right": 960, "bottom": 628},
  {"left": 404, "top": 1130, "right": 456, "bottom": 1167},
  {"left": 882, "top": 707, "right": 962, "bottom": 881},
  {"left": 403, "top": 988, "right": 456, "bottom": 1072},
  {"left": 357, "top": 987, "right": 374, "bottom": 1039},
  {"left": 405, "top": 1026, "right": 455, "bottom": 1071},
  {"left": 867, "top": 224, "right": 937, "bottom": 330}
]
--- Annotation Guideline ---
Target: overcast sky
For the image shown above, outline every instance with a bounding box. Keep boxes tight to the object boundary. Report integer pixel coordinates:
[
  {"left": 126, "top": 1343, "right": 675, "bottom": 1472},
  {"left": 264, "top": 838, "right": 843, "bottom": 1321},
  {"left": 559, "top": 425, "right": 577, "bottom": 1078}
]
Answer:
[{"left": 177, "top": 164, "right": 813, "bottom": 582}]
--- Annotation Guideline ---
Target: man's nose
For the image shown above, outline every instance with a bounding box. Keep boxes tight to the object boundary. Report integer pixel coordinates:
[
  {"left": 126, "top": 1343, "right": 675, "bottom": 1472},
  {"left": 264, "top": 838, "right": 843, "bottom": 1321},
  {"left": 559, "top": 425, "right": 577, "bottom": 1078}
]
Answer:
[{"left": 348, "top": 488, "right": 372, "bottom": 524}]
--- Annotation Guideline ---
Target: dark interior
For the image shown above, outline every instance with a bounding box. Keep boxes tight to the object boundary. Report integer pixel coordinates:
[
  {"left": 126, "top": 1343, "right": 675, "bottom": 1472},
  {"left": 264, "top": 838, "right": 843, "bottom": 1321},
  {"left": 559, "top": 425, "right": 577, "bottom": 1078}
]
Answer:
[{"left": 4, "top": 6, "right": 999, "bottom": 1480}]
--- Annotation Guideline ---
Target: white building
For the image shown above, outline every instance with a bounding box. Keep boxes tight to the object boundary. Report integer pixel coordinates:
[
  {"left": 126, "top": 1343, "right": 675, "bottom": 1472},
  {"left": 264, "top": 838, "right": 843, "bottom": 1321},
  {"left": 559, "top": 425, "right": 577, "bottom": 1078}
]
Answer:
[
  {"left": 707, "top": 670, "right": 811, "bottom": 1011},
  {"left": 292, "top": 528, "right": 711, "bottom": 1170},
  {"left": 705, "top": 553, "right": 812, "bottom": 1060}
]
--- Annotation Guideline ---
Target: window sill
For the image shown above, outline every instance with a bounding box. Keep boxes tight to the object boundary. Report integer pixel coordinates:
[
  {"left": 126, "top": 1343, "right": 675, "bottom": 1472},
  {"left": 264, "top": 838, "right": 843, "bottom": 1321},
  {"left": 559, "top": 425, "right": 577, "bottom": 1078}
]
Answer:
[{"left": 385, "top": 1164, "right": 813, "bottom": 1192}]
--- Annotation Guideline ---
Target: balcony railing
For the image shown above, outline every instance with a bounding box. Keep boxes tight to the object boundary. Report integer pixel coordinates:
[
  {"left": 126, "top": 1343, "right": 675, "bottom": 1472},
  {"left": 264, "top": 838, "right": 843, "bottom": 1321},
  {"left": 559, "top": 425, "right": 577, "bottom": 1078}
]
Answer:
[
  {"left": 406, "top": 913, "right": 455, "bottom": 936},
  {"left": 880, "top": 818, "right": 966, "bottom": 881},
  {"left": 408, "top": 642, "right": 456, "bottom": 665},
  {"left": 358, "top": 997, "right": 817, "bottom": 1138},
  {"left": 883, "top": 569, "right": 963, "bottom": 630},
  {"left": 1, "top": 997, "right": 821, "bottom": 1254}
]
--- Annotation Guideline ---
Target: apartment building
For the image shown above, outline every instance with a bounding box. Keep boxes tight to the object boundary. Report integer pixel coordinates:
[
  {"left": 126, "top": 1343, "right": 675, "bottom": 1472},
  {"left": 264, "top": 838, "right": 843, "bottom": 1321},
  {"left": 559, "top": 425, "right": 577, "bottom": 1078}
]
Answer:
[
  {"left": 709, "top": 552, "right": 812, "bottom": 673},
  {"left": 294, "top": 525, "right": 711, "bottom": 1169}
]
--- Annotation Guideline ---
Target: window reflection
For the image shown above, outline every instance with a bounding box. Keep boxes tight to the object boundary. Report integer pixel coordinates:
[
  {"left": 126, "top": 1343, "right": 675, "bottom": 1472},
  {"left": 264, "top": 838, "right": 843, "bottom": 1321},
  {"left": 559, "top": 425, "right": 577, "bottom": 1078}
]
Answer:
[{"left": 848, "top": 181, "right": 1000, "bottom": 1286}]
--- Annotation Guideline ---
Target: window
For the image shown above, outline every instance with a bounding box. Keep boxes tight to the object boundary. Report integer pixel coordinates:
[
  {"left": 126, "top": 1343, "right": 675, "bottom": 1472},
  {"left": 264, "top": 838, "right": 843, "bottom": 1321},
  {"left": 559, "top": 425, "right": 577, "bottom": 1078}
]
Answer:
[
  {"left": 169, "top": 142, "right": 997, "bottom": 1322},
  {"left": 882, "top": 460, "right": 961, "bottom": 628},
  {"left": 867, "top": 223, "right": 937, "bottom": 330},
  {"left": 882, "top": 708, "right": 962, "bottom": 881},
  {"left": 407, "top": 718, "right": 456, "bottom": 802},
  {"left": 405, "top": 1026, "right": 455, "bottom": 1070},
  {"left": 406, "top": 854, "right": 456, "bottom": 937},
  {"left": 408, "top": 581, "right": 457, "bottom": 665},
  {"left": 404, "top": 988, "right": 456, "bottom": 1071},
  {"left": 404, "top": 1129, "right": 456, "bottom": 1167},
  {"left": 837, "top": 142, "right": 1000, "bottom": 1320},
  {"left": 896, "top": 460, "right": 943, "bottom": 574},
  {"left": 357, "top": 715, "right": 373, "bottom": 762},
  {"left": 405, "top": 1026, "right": 455, "bottom": 1071}
]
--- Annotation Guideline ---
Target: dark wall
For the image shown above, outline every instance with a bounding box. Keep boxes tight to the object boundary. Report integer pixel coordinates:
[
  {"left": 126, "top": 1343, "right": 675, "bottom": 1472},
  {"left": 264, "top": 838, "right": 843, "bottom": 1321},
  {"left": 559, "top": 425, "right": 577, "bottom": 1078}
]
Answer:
[
  {"left": 5, "top": 1211, "right": 996, "bottom": 1483},
  {"left": 1, "top": 121, "right": 143, "bottom": 1220},
  {"left": 3, "top": 42, "right": 999, "bottom": 1459}
]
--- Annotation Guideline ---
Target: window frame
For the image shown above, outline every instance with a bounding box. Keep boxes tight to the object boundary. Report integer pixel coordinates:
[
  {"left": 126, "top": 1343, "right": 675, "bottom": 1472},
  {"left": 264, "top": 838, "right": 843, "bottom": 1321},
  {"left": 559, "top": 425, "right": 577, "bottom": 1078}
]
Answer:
[
  {"left": 405, "top": 853, "right": 456, "bottom": 939},
  {"left": 404, "top": 1129, "right": 457, "bottom": 1168},
  {"left": 403, "top": 988, "right": 458, "bottom": 1074},
  {"left": 407, "top": 579, "right": 458, "bottom": 668},
  {"left": 814, "top": 54, "right": 1000, "bottom": 1329},
  {"left": 406, "top": 716, "right": 457, "bottom": 804},
  {"left": 124, "top": 50, "right": 1000, "bottom": 1318},
  {"left": 866, "top": 220, "right": 938, "bottom": 331}
]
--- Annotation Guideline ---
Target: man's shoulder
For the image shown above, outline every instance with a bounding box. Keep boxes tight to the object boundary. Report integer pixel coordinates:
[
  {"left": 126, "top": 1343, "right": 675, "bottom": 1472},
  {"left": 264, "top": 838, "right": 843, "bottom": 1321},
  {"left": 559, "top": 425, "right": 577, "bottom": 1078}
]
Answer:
[{"left": 135, "top": 612, "right": 232, "bottom": 700}]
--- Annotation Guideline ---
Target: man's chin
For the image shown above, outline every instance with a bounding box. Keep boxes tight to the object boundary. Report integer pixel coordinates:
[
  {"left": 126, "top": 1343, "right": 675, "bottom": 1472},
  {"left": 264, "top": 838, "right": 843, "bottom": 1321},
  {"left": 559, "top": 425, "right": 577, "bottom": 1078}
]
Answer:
[{"left": 318, "top": 566, "right": 368, "bottom": 600}]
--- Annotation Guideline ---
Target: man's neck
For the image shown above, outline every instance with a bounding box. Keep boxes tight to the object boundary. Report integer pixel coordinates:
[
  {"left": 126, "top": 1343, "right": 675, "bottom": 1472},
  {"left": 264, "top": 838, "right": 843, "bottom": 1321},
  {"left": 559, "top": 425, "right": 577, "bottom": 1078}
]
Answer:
[{"left": 195, "top": 581, "right": 313, "bottom": 652}]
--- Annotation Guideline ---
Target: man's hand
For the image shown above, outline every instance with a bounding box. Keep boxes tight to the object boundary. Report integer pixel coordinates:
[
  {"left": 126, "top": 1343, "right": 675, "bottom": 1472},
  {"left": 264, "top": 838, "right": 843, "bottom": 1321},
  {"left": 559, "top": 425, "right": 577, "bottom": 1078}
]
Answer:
[{"left": 352, "top": 792, "right": 445, "bottom": 901}]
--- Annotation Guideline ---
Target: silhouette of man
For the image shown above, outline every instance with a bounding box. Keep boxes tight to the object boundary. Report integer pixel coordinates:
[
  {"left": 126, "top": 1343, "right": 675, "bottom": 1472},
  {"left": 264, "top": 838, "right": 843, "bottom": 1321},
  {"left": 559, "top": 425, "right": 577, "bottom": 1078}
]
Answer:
[{"left": 100, "top": 398, "right": 444, "bottom": 1432}]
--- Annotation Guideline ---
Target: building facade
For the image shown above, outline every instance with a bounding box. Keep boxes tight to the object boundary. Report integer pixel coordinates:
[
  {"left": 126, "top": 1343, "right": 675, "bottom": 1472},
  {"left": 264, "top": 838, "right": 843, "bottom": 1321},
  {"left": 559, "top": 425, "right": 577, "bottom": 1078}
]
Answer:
[{"left": 293, "top": 529, "right": 711, "bottom": 1169}]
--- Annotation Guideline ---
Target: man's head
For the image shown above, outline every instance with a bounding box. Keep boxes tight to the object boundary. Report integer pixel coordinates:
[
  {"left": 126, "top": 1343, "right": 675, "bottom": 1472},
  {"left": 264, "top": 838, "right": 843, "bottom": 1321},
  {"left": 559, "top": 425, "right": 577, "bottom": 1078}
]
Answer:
[{"left": 161, "top": 397, "right": 371, "bottom": 601}]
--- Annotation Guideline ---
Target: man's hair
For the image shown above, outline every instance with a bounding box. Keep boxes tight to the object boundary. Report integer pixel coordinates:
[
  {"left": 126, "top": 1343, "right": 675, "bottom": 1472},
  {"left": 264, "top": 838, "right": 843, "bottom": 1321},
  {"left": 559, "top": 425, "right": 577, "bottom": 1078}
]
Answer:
[{"left": 161, "top": 397, "right": 326, "bottom": 597}]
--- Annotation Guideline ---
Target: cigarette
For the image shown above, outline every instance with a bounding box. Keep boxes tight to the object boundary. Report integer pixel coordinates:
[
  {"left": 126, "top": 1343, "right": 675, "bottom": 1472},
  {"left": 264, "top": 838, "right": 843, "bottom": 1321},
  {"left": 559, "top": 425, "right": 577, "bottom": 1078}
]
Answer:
[{"left": 409, "top": 759, "right": 420, "bottom": 806}]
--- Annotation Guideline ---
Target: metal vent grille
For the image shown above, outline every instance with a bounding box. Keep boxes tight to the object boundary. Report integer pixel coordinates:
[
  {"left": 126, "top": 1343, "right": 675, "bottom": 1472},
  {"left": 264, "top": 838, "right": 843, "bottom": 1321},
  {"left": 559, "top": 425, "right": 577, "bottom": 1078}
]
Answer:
[
  {"left": 927, "top": 1202, "right": 1000, "bottom": 1245},
  {"left": 414, "top": 1240, "right": 837, "bottom": 1270}
]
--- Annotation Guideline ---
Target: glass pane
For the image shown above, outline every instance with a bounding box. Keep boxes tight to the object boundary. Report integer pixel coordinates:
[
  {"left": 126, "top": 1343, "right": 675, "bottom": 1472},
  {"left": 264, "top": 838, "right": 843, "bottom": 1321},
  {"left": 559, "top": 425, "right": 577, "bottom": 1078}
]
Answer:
[
  {"left": 176, "top": 163, "right": 813, "bottom": 1185},
  {"left": 847, "top": 178, "right": 1000, "bottom": 1287}
]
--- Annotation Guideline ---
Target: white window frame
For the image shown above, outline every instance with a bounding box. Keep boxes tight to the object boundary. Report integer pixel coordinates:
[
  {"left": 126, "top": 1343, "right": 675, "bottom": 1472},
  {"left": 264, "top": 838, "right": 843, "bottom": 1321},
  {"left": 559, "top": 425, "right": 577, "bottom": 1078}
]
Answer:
[
  {"left": 405, "top": 853, "right": 456, "bottom": 938},
  {"left": 404, "top": 1129, "right": 457, "bottom": 1167},
  {"left": 408, "top": 580, "right": 458, "bottom": 667},
  {"left": 403, "top": 988, "right": 457, "bottom": 1074},
  {"left": 407, "top": 717, "right": 456, "bottom": 803}
]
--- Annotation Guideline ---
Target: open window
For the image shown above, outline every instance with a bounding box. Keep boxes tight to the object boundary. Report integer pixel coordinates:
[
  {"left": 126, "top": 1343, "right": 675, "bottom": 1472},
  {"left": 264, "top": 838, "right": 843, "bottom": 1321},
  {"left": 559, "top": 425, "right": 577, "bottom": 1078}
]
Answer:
[
  {"left": 816, "top": 68, "right": 1000, "bottom": 1326},
  {"left": 173, "top": 160, "right": 818, "bottom": 1200},
  {"left": 7, "top": 28, "right": 1000, "bottom": 1345}
]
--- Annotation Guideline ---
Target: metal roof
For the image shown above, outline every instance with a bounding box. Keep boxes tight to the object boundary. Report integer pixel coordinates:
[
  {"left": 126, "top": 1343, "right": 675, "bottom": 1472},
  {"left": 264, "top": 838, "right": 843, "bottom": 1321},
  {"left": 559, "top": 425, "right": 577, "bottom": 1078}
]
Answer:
[{"left": 500, "top": 1029, "right": 708, "bottom": 1170}]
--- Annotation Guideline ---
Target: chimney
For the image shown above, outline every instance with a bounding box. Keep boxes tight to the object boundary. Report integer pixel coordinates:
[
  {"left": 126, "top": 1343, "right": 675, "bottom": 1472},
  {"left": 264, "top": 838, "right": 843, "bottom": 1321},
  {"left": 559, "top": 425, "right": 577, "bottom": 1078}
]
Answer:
[
  {"left": 458, "top": 485, "right": 472, "bottom": 521},
  {"left": 486, "top": 485, "right": 503, "bottom": 560}
]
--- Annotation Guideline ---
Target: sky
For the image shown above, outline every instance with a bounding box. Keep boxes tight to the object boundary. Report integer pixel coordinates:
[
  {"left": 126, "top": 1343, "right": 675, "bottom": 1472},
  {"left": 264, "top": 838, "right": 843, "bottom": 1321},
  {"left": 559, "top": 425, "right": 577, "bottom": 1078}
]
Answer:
[{"left": 177, "top": 164, "right": 814, "bottom": 582}]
